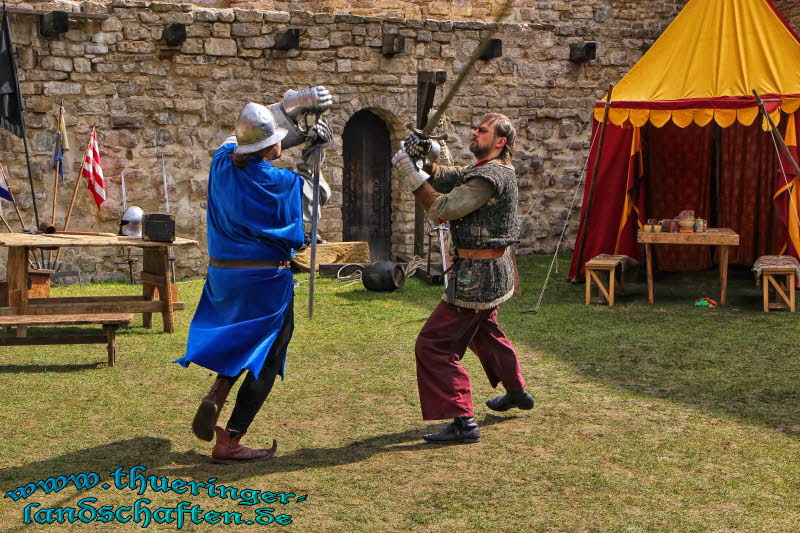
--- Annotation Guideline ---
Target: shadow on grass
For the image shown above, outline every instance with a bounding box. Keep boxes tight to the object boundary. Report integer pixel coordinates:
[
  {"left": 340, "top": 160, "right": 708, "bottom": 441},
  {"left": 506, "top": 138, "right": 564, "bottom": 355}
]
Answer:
[
  {"left": 169, "top": 413, "right": 514, "bottom": 482},
  {"left": 0, "top": 417, "right": 514, "bottom": 490},
  {"left": 0, "top": 437, "right": 197, "bottom": 490},
  {"left": 0, "top": 363, "right": 102, "bottom": 373},
  {"left": 503, "top": 259, "right": 800, "bottom": 435}
]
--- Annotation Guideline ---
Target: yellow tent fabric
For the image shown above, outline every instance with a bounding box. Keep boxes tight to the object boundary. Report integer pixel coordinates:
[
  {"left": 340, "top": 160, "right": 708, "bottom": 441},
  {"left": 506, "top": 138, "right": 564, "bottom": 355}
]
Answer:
[{"left": 594, "top": 0, "right": 800, "bottom": 128}]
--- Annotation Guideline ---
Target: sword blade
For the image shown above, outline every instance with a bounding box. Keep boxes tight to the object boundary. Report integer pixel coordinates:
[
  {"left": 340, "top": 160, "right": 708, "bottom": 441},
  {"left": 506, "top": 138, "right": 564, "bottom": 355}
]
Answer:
[
  {"left": 120, "top": 170, "right": 127, "bottom": 212},
  {"left": 437, "top": 226, "right": 449, "bottom": 289},
  {"left": 422, "top": 0, "right": 515, "bottom": 135},
  {"left": 308, "top": 147, "right": 322, "bottom": 319},
  {"left": 160, "top": 154, "right": 176, "bottom": 282}
]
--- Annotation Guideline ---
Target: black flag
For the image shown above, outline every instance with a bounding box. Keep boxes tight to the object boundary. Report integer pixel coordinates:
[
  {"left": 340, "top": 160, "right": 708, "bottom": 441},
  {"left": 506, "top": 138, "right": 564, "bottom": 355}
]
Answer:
[{"left": 0, "top": 3, "right": 24, "bottom": 138}]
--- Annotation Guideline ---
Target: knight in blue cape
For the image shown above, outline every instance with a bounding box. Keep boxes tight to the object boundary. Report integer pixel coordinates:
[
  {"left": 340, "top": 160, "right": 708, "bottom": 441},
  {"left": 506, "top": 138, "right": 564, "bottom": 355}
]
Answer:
[{"left": 174, "top": 87, "right": 334, "bottom": 463}]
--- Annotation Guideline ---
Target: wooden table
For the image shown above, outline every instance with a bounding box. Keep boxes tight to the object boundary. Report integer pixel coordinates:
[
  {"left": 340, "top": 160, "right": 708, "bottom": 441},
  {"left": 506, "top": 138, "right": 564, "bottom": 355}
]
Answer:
[
  {"left": 0, "top": 234, "right": 198, "bottom": 332},
  {"left": 637, "top": 228, "right": 740, "bottom": 305}
]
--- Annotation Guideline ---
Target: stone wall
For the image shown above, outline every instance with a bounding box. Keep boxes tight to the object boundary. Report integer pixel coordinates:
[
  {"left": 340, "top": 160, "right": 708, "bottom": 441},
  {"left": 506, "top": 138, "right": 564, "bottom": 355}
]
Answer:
[
  {"left": 0, "top": 1, "right": 686, "bottom": 24},
  {"left": 0, "top": 0, "right": 686, "bottom": 281},
  {"left": 774, "top": 0, "right": 800, "bottom": 33}
]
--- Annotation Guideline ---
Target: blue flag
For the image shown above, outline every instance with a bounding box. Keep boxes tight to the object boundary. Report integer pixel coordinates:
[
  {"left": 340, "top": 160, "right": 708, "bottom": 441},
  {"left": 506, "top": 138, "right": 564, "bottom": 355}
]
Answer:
[
  {"left": 52, "top": 131, "right": 64, "bottom": 182},
  {"left": 0, "top": 169, "right": 13, "bottom": 203},
  {"left": 0, "top": 4, "right": 24, "bottom": 138}
]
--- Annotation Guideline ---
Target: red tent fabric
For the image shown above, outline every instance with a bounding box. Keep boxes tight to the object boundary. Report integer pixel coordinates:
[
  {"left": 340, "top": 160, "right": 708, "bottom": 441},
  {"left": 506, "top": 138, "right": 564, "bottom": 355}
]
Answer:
[{"left": 568, "top": 0, "right": 800, "bottom": 280}]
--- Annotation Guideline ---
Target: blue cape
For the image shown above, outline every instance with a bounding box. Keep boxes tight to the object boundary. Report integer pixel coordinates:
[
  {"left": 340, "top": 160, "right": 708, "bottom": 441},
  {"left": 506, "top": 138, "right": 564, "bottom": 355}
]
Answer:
[{"left": 175, "top": 144, "right": 304, "bottom": 378}]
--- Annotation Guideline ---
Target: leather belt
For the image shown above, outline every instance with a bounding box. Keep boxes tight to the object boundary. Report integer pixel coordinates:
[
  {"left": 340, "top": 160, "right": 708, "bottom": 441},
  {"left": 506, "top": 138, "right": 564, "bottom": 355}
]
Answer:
[
  {"left": 209, "top": 258, "right": 292, "bottom": 269},
  {"left": 456, "top": 247, "right": 507, "bottom": 260}
]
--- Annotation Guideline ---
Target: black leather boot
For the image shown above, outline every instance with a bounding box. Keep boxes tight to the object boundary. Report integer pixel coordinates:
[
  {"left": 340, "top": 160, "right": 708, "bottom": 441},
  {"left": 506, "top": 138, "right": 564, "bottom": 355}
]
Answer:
[
  {"left": 485, "top": 389, "right": 535, "bottom": 412},
  {"left": 423, "top": 416, "right": 480, "bottom": 444}
]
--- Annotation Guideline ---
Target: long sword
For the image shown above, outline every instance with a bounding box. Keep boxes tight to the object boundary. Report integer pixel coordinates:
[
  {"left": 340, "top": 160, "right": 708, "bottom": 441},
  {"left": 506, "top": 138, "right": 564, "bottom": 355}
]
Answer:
[
  {"left": 161, "top": 153, "right": 176, "bottom": 283},
  {"left": 117, "top": 169, "right": 137, "bottom": 285},
  {"left": 412, "top": 0, "right": 514, "bottom": 138},
  {"left": 308, "top": 143, "right": 322, "bottom": 319},
  {"left": 120, "top": 169, "right": 127, "bottom": 212},
  {"left": 434, "top": 221, "right": 450, "bottom": 288},
  {"left": 407, "top": 0, "right": 513, "bottom": 288}
]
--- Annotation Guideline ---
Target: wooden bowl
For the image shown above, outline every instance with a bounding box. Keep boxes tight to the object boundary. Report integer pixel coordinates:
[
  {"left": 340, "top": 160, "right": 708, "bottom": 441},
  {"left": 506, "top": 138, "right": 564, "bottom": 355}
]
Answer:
[{"left": 678, "top": 219, "right": 695, "bottom": 230}]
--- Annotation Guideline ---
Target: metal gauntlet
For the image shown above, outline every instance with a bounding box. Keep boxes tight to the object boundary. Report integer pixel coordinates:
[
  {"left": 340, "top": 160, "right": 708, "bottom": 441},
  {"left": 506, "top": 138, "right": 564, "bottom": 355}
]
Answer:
[
  {"left": 267, "top": 86, "right": 334, "bottom": 150},
  {"left": 281, "top": 86, "right": 333, "bottom": 119},
  {"left": 392, "top": 145, "right": 430, "bottom": 192},
  {"left": 404, "top": 131, "right": 441, "bottom": 163}
]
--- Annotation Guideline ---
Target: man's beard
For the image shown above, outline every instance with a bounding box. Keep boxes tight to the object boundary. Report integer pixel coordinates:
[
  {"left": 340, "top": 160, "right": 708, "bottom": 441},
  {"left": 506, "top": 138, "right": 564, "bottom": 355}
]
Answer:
[{"left": 469, "top": 141, "right": 490, "bottom": 159}]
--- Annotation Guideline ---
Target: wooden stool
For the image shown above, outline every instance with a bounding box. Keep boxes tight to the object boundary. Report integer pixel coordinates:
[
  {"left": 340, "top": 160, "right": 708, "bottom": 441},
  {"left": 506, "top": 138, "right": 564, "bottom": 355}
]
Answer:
[
  {"left": 760, "top": 266, "right": 796, "bottom": 312},
  {"left": 585, "top": 254, "right": 628, "bottom": 306}
]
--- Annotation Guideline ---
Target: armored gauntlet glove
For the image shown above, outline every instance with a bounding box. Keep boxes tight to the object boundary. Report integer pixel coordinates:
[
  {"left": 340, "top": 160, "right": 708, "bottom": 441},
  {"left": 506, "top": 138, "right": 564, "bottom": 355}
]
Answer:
[
  {"left": 304, "top": 119, "right": 334, "bottom": 150},
  {"left": 403, "top": 131, "right": 441, "bottom": 162},
  {"left": 392, "top": 145, "right": 430, "bottom": 192},
  {"left": 281, "top": 86, "right": 333, "bottom": 119}
]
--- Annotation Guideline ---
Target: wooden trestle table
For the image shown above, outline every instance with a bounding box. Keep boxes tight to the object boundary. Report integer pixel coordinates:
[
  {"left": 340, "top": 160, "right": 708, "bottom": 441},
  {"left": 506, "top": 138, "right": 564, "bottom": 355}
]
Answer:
[
  {"left": 0, "top": 233, "right": 198, "bottom": 333},
  {"left": 637, "top": 228, "right": 740, "bottom": 305}
]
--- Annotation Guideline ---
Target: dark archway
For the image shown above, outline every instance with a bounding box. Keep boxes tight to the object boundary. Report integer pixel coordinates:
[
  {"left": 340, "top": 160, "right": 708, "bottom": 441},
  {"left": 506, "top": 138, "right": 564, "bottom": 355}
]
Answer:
[{"left": 342, "top": 109, "right": 392, "bottom": 260}]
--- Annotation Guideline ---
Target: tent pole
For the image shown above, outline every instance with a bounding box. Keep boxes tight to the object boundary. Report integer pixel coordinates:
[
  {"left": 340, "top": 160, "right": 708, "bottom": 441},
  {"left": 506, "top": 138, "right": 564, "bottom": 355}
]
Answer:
[
  {"left": 753, "top": 90, "right": 800, "bottom": 177},
  {"left": 712, "top": 124, "right": 722, "bottom": 228},
  {"left": 575, "top": 84, "right": 614, "bottom": 277},
  {"left": 754, "top": 89, "right": 800, "bottom": 255}
]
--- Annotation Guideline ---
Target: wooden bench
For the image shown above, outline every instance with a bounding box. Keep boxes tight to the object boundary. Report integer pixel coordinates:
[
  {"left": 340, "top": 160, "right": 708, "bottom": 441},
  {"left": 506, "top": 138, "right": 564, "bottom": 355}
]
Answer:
[
  {"left": 585, "top": 254, "right": 630, "bottom": 306},
  {"left": 0, "top": 313, "right": 133, "bottom": 366},
  {"left": 755, "top": 262, "right": 796, "bottom": 313}
]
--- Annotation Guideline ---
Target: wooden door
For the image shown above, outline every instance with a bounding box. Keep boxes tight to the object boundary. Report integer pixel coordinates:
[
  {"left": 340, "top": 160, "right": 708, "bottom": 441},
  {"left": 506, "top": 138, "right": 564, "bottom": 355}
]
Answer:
[{"left": 342, "top": 110, "right": 392, "bottom": 260}]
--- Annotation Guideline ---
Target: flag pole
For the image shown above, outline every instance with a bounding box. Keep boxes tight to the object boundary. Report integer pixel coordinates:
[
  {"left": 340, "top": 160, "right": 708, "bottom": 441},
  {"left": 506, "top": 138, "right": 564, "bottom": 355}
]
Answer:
[
  {"left": 48, "top": 104, "right": 63, "bottom": 263},
  {"left": 575, "top": 84, "right": 614, "bottom": 279},
  {"left": 0, "top": 162, "right": 25, "bottom": 229},
  {"left": 63, "top": 127, "right": 91, "bottom": 233},
  {"left": 0, "top": 211, "right": 11, "bottom": 231},
  {"left": 50, "top": 103, "right": 63, "bottom": 225},
  {"left": 2, "top": 2, "right": 42, "bottom": 264},
  {"left": 56, "top": 126, "right": 91, "bottom": 264},
  {"left": 2, "top": 3, "right": 40, "bottom": 230}
]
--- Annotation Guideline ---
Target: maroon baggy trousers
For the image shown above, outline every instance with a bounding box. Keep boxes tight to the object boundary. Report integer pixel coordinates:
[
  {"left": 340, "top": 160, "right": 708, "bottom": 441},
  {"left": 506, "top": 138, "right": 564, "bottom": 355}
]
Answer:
[{"left": 415, "top": 301, "right": 526, "bottom": 420}]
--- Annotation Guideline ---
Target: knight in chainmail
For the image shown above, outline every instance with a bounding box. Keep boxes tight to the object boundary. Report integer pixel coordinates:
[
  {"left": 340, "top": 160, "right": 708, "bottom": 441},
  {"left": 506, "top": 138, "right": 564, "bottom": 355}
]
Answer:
[{"left": 393, "top": 112, "right": 535, "bottom": 444}]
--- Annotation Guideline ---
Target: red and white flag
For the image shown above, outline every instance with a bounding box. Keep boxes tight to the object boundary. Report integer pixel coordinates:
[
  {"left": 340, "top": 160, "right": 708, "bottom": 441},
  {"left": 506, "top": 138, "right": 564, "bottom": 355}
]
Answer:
[{"left": 83, "top": 128, "right": 106, "bottom": 210}]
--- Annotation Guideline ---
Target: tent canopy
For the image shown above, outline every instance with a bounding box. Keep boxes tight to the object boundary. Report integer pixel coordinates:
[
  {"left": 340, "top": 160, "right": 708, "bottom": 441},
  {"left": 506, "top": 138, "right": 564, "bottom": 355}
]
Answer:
[
  {"left": 569, "top": 0, "right": 800, "bottom": 281},
  {"left": 594, "top": 0, "right": 800, "bottom": 129}
]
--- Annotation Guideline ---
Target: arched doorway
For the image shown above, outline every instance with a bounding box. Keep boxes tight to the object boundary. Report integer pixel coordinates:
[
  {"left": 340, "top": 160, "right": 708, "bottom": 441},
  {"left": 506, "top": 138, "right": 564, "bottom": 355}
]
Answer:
[{"left": 342, "top": 109, "right": 392, "bottom": 260}]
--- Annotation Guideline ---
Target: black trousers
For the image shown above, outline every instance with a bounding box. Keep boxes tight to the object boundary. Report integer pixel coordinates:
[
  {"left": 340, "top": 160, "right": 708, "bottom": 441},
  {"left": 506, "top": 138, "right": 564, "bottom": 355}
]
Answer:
[{"left": 220, "top": 298, "right": 295, "bottom": 435}]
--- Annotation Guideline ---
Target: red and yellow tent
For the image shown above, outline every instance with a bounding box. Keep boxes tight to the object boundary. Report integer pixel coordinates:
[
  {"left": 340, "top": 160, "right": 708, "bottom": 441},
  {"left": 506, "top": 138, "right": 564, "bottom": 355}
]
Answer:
[{"left": 569, "top": 0, "right": 800, "bottom": 280}]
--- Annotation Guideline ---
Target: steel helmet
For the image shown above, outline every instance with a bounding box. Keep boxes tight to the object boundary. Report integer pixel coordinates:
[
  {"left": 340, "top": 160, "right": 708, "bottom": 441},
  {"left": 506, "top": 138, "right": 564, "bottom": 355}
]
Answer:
[
  {"left": 234, "top": 102, "right": 288, "bottom": 154},
  {"left": 119, "top": 206, "right": 144, "bottom": 237}
]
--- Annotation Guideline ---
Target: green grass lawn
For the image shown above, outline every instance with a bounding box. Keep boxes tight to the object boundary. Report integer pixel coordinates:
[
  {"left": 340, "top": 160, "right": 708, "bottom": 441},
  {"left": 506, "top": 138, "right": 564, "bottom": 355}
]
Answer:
[{"left": 1, "top": 255, "right": 798, "bottom": 532}]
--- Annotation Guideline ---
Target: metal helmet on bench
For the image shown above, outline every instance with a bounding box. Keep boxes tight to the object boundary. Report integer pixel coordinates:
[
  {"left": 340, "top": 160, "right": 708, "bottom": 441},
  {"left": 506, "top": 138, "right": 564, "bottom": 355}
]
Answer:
[{"left": 119, "top": 206, "right": 144, "bottom": 237}]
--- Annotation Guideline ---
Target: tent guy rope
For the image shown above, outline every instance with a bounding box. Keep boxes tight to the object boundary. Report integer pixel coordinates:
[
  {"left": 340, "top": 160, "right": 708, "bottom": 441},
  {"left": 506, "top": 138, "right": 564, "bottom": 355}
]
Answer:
[{"left": 522, "top": 112, "right": 603, "bottom": 314}]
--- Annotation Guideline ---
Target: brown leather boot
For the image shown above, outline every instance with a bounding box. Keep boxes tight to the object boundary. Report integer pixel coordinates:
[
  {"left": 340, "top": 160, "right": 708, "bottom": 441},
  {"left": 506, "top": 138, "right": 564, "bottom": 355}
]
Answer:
[
  {"left": 210, "top": 426, "right": 277, "bottom": 464},
  {"left": 192, "top": 377, "right": 233, "bottom": 442}
]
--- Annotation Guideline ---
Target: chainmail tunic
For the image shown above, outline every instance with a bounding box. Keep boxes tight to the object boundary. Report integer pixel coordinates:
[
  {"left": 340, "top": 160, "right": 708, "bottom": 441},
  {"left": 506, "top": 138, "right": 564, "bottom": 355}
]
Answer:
[{"left": 429, "top": 160, "right": 520, "bottom": 310}]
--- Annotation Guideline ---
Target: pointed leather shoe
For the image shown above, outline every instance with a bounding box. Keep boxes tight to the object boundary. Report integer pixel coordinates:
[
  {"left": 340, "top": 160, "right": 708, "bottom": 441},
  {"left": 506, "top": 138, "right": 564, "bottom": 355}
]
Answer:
[
  {"left": 423, "top": 417, "right": 480, "bottom": 444},
  {"left": 193, "top": 378, "right": 233, "bottom": 442},
  {"left": 485, "top": 389, "right": 535, "bottom": 412},
  {"left": 210, "top": 426, "right": 278, "bottom": 464}
]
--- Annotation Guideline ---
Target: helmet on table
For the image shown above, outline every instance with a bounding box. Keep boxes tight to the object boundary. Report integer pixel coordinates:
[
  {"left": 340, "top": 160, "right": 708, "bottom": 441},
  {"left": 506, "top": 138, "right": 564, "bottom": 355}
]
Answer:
[{"left": 119, "top": 206, "right": 144, "bottom": 237}]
